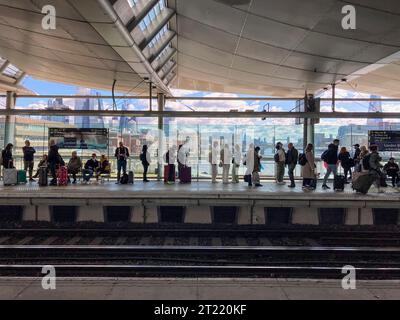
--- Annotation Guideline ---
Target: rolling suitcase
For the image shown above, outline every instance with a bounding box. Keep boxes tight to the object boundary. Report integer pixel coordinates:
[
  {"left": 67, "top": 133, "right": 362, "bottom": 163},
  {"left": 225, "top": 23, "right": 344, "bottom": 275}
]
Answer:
[
  {"left": 128, "top": 171, "right": 134, "bottom": 184},
  {"left": 179, "top": 166, "right": 191, "bottom": 184},
  {"left": 3, "top": 168, "right": 17, "bottom": 186},
  {"left": 38, "top": 166, "right": 48, "bottom": 186},
  {"left": 334, "top": 174, "right": 346, "bottom": 191},
  {"left": 17, "top": 170, "right": 27, "bottom": 184},
  {"left": 57, "top": 166, "right": 68, "bottom": 186},
  {"left": 164, "top": 165, "right": 175, "bottom": 183},
  {"left": 352, "top": 173, "right": 375, "bottom": 194}
]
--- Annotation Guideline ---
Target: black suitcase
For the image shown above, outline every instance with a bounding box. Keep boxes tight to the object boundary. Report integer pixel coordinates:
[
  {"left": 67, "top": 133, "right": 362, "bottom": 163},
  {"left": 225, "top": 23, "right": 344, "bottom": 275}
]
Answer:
[
  {"left": 352, "top": 173, "right": 375, "bottom": 194},
  {"left": 38, "top": 166, "right": 48, "bottom": 186},
  {"left": 334, "top": 174, "right": 346, "bottom": 191},
  {"left": 128, "top": 171, "right": 134, "bottom": 184}
]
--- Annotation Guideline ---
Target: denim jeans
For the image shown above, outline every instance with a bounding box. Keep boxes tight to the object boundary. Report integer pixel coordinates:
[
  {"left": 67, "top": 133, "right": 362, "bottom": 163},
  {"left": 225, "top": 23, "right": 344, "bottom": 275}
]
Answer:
[
  {"left": 323, "top": 164, "right": 337, "bottom": 185},
  {"left": 288, "top": 163, "right": 296, "bottom": 185},
  {"left": 117, "top": 159, "right": 127, "bottom": 180}
]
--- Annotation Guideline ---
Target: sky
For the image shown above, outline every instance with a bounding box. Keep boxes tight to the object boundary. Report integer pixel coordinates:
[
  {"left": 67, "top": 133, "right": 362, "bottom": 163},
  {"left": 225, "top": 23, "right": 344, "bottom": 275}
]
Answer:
[{"left": 16, "top": 75, "right": 400, "bottom": 127}]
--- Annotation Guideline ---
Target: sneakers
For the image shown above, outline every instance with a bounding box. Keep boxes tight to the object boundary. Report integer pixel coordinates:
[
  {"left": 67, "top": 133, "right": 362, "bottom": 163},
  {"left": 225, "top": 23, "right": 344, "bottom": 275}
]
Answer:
[
  {"left": 322, "top": 184, "right": 330, "bottom": 190},
  {"left": 288, "top": 184, "right": 295, "bottom": 188},
  {"left": 255, "top": 183, "right": 263, "bottom": 187}
]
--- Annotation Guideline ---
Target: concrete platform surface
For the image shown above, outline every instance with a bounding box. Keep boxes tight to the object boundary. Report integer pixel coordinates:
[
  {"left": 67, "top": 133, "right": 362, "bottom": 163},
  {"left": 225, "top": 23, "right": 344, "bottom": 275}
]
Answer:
[
  {"left": 2, "top": 277, "right": 400, "bottom": 300},
  {"left": 0, "top": 181, "right": 398, "bottom": 201}
]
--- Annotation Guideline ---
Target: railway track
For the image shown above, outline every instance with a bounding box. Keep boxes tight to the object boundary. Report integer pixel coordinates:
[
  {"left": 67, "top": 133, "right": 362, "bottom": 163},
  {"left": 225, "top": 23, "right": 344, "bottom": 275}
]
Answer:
[{"left": 1, "top": 245, "right": 400, "bottom": 279}]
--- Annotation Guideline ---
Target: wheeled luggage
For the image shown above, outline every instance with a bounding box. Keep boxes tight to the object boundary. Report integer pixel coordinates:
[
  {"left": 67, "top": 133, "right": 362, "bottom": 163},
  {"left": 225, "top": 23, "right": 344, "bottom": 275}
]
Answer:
[
  {"left": 17, "top": 170, "right": 27, "bottom": 184},
  {"left": 164, "top": 165, "right": 175, "bottom": 183},
  {"left": 334, "top": 174, "right": 346, "bottom": 191},
  {"left": 352, "top": 173, "right": 375, "bottom": 194},
  {"left": 3, "top": 168, "right": 17, "bottom": 186},
  {"left": 57, "top": 166, "right": 68, "bottom": 186},
  {"left": 128, "top": 171, "right": 134, "bottom": 184},
  {"left": 179, "top": 166, "right": 191, "bottom": 184},
  {"left": 38, "top": 166, "right": 48, "bottom": 186}
]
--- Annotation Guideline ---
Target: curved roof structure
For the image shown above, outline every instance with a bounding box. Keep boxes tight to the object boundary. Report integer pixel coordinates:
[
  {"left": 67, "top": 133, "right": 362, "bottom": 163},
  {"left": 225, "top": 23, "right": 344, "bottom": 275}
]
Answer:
[{"left": 0, "top": 0, "right": 399, "bottom": 97}]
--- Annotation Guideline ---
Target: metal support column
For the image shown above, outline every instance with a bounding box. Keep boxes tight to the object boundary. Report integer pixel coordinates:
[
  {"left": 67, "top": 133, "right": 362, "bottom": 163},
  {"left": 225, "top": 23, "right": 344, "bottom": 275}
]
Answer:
[
  {"left": 332, "top": 83, "right": 336, "bottom": 112},
  {"left": 307, "top": 119, "right": 315, "bottom": 147},
  {"left": 157, "top": 93, "right": 165, "bottom": 181},
  {"left": 4, "top": 91, "right": 16, "bottom": 147}
]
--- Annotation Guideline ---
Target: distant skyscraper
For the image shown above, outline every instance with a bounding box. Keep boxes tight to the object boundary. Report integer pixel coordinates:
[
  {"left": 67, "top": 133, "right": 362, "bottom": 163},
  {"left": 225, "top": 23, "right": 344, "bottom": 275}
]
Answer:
[
  {"left": 75, "top": 88, "right": 105, "bottom": 128},
  {"left": 367, "top": 95, "right": 383, "bottom": 127},
  {"left": 45, "top": 98, "right": 70, "bottom": 124}
]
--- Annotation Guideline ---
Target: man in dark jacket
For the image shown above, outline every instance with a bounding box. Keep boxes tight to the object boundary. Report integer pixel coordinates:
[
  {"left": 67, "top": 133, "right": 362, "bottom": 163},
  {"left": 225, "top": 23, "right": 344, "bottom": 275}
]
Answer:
[
  {"left": 322, "top": 142, "right": 339, "bottom": 189},
  {"left": 383, "top": 157, "right": 399, "bottom": 187},
  {"left": 83, "top": 153, "right": 99, "bottom": 183},
  {"left": 48, "top": 140, "right": 63, "bottom": 186},
  {"left": 22, "top": 140, "right": 36, "bottom": 181},
  {"left": 115, "top": 141, "right": 130, "bottom": 183},
  {"left": 353, "top": 144, "right": 361, "bottom": 161},
  {"left": 286, "top": 143, "right": 298, "bottom": 188}
]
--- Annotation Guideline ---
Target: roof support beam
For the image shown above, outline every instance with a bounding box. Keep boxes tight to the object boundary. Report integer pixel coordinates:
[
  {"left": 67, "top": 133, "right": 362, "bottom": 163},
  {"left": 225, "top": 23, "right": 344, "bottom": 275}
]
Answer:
[
  {"left": 149, "top": 32, "right": 176, "bottom": 65},
  {"left": 155, "top": 47, "right": 177, "bottom": 73},
  {"left": 0, "top": 60, "right": 10, "bottom": 74},
  {"left": 1, "top": 109, "right": 400, "bottom": 119},
  {"left": 138, "top": 10, "right": 176, "bottom": 51},
  {"left": 14, "top": 72, "right": 26, "bottom": 85},
  {"left": 126, "top": 0, "right": 160, "bottom": 33},
  {"left": 166, "top": 73, "right": 177, "bottom": 87},
  {"left": 161, "top": 62, "right": 177, "bottom": 81}
]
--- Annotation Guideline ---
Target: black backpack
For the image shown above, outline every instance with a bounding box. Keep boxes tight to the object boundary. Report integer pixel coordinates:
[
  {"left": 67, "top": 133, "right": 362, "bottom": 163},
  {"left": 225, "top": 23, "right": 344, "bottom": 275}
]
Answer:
[
  {"left": 298, "top": 153, "right": 307, "bottom": 166},
  {"left": 362, "top": 154, "right": 371, "bottom": 170},
  {"left": 321, "top": 150, "right": 329, "bottom": 162},
  {"left": 139, "top": 153, "right": 145, "bottom": 162},
  {"left": 120, "top": 173, "right": 129, "bottom": 184},
  {"left": 274, "top": 153, "right": 280, "bottom": 163}
]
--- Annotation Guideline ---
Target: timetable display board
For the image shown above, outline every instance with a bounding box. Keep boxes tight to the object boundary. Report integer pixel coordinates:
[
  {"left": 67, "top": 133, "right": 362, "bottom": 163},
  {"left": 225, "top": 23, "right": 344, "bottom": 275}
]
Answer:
[
  {"left": 369, "top": 130, "right": 400, "bottom": 152},
  {"left": 49, "top": 128, "right": 109, "bottom": 149}
]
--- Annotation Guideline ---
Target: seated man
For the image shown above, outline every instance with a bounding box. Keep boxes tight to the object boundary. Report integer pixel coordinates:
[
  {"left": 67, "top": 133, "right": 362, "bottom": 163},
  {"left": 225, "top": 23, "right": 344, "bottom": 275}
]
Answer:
[
  {"left": 96, "top": 155, "right": 111, "bottom": 180},
  {"left": 83, "top": 153, "right": 99, "bottom": 183},
  {"left": 67, "top": 151, "right": 82, "bottom": 184},
  {"left": 383, "top": 157, "right": 400, "bottom": 187},
  {"left": 33, "top": 155, "right": 48, "bottom": 178}
]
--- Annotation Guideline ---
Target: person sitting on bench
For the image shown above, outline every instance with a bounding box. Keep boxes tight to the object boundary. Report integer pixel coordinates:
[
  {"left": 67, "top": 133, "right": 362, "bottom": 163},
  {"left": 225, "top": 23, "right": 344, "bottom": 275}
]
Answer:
[
  {"left": 33, "top": 155, "right": 48, "bottom": 178},
  {"left": 67, "top": 151, "right": 82, "bottom": 184},
  {"left": 96, "top": 155, "right": 111, "bottom": 180},
  {"left": 383, "top": 157, "right": 400, "bottom": 187},
  {"left": 83, "top": 153, "right": 99, "bottom": 183}
]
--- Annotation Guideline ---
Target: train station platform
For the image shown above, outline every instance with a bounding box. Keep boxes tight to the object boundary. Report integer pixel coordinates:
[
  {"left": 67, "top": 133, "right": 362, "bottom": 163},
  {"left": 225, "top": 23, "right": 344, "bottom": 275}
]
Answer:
[
  {"left": 1, "top": 277, "right": 400, "bottom": 300},
  {"left": 0, "top": 181, "right": 398, "bottom": 225}
]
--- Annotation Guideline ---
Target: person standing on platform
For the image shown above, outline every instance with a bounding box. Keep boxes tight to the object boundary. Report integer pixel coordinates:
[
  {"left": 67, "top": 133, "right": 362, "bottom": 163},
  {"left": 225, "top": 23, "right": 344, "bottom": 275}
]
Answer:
[
  {"left": 286, "top": 143, "right": 298, "bottom": 188},
  {"left": 338, "top": 147, "right": 352, "bottom": 183},
  {"left": 140, "top": 145, "right": 151, "bottom": 182},
  {"left": 321, "top": 142, "right": 339, "bottom": 190},
  {"left": 368, "top": 145, "right": 384, "bottom": 193},
  {"left": 353, "top": 144, "right": 361, "bottom": 162},
  {"left": 48, "top": 140, "right": 63, "bottom": 186},
  {"left": 115, "top": 141, "right": 129, "bottom": 184},
  {"left": 209, "top": 141, "right": 220, "bottom": 183},
  {"left": 220, "top": 143, "right": 232, "bottom": 184},
  {"left": 301, "top": 143, "right": 316, "bottom": 190},
  {"left": 22, "top": 140, "right": 36, "bottom": 182},
  {"left": 232, "top": 144, "right": 241, "bottom": 183},
  {"left": 67, "top": 151, "right": 82, "bottom": 184},
  {"left": 274, "top": 142, "right": 286, "bottom": 185},
  {"left": 2, "top": 143, "right": 14, "bottom": 169},
  {"left": 166, "top": 145, "right": 177, "bottom": 185},
  {"left": 252, "top": 146, "right": 263, "bottom": 187},
  {"left": 244, "top": 144, "right": 254, "bottom": 187}
]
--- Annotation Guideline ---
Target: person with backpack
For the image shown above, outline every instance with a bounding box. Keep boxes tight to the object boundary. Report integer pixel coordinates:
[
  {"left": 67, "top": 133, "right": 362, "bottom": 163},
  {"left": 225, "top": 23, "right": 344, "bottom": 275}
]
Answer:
[
  {"left": 383, "top": 158, "right": 400, "bottom": 187},
  {"left": 321, "top": 142, "right": 339, "bottom": 190},
  {"left": 115, "top": 141, "right": 130, "bottom": 184},
  {"left": 338, "top": 147, "right": 352, "bottom": 183},
  {"left": 209, "top": 141, "right": 220, "bottom": 183},
  {"left": 140, "top": 145, "right": 151, "bottom": 182},
  {"left": 274, "top": 142, "right": 286, "bottom": 185},
  {"left": 48, "top": 140, "right": 63, "bottom": 186},
  {"left": 252, "top": 146, "right": 263, "bottom": 187},
  {"left": 286, "top": 143, "right": 298, "bottom": 188},
  {"left": 367, "top": 145, "right": 384, "bottom": 193},
  {"left": 301, "top": 143, "right": 316, "bottom": 190},
  {"left": 2, "top": 143, "right": 14, "bottom": 169},
  {"left": 22, "top": 140, "right": 36, "bottom": 182}
]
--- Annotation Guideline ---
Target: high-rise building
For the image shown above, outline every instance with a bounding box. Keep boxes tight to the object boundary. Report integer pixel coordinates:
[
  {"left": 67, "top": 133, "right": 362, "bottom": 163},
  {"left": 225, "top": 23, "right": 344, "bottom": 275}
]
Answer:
[
  {"left": 45, "top": 98, "right": 70, "bottom": 124},
  {"left": 367, "top": 95, "right": 383, "bottom": 127}
]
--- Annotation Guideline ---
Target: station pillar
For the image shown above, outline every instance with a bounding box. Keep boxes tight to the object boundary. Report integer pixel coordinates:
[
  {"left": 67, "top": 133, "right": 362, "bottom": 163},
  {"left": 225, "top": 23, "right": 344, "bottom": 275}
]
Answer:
[
  {"left": 307, "top": 119, "right": 315, "bottom": 147},
  {"left": 4, "top": 91, "right": 16, "bottom": 147},
  {"left": 157, "top": 93, "right": 165, "bottom": 181}
]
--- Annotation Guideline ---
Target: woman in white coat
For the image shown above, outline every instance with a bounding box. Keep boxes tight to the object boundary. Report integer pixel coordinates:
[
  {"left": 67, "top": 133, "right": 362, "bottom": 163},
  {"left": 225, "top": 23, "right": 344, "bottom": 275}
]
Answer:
[
  {"left": 244, "top": 144, "right": 255, "bottom": 187},
  {"left": 209, "top": 141, "right": 220, "bottom": 183},
  {"left": 220, "top": 143, "right": 232, "bottom": 184},
  {"left": 232, "top": 144, "right": 241, "bottom": 183}
]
